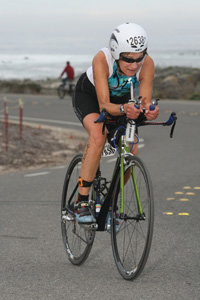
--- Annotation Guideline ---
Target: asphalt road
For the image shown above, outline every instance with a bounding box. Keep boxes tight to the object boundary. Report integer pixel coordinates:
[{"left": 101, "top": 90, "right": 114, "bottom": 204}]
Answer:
[
  {"left": 0, "top": 93, "right": 82, "bottom": 130},
  {"left": 0, "top": 94, "right": 200, "bottom": 299}
]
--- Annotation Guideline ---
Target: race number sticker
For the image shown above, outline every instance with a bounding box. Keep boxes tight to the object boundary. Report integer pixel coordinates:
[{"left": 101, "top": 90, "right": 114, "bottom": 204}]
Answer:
[
  {"left": 126, "top": 36, "right": 146, "bottom": 49},
  {"left": 102, "top": 143, "right": 116, "bottom": 157}
]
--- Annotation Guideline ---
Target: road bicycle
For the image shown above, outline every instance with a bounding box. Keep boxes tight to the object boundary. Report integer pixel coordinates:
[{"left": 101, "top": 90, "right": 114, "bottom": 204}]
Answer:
[
  {"left": 57, "top": 78, "right": 75, "bottom": 99},
  {"left": 61, "top": 88, "right": 177, "bottom": 280}
]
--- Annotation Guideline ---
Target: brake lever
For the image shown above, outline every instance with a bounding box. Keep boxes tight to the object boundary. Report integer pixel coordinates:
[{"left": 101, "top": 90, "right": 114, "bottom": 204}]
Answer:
[
  {"left": 94, "top": 108, "right": 108, "bottom": 135},
  {"left": 142, "top": 98, "right": 160, "bottom": 114},
  {"left": 94, "top": 108, "right": 107, "bottom": 123}
]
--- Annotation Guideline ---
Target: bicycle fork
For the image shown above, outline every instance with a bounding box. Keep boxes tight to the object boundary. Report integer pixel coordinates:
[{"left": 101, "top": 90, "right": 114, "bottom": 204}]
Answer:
[{"left": 119, "top": 155, "right": 145, "bottom": 221}]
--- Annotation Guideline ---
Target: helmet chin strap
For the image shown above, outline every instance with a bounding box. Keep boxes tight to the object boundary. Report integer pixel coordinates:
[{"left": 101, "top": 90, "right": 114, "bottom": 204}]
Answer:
[{"left": 116, "top": 60, "right": 125, "bottom": 75}]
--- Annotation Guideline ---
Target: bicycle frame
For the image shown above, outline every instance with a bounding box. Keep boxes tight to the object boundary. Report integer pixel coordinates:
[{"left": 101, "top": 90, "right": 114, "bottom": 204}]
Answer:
[
  {"left": 96, "top": 134, "right": 144, "bottom": 230},
  {"left": 119, "top": 135, "right": 144, "bottom": 217},
  {"left": 94, "top": 108, "right": 177, "bottom": 227},
  {"left": 96, "top": 156, "right": 120, "bottom": 231}
]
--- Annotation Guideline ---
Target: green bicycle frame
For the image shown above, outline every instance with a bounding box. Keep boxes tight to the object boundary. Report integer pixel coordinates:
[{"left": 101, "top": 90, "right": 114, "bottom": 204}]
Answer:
[{"left": 119, "top": 136, "right": 143, "bottom": 216}]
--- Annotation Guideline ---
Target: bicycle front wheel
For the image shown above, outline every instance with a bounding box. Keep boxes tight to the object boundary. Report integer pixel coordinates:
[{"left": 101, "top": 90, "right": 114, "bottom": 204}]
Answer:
[
  {"left": 111, "top": 156, "right": 154, "bottom": 280},
  {"left": 61, "top": 154, "right": 95, "bottom": 265}
]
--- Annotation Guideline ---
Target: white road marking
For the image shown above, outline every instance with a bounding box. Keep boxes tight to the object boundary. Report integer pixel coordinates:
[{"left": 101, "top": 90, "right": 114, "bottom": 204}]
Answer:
[
  {"left": 138, "top": 144, "right": 145, "bottom": 149},
  {"left": 0, "top": 115, "right": 82, "bottom": 127},
  {"left": 24, "top": 172, "right": 50, "bottom": 177},
  {"left": 49, "top": 165, "right": 66, "bottom": 170}
]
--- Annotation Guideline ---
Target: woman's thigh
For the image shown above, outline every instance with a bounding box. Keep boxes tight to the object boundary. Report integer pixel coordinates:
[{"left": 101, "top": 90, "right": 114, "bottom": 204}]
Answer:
[{"left": 83, "top": 113, "right": 107, "bottom": 143}]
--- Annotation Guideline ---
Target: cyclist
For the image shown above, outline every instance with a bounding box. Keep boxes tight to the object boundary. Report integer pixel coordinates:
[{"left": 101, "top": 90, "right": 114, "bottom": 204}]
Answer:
[
  {"left": 72, "top": 22, "right": 159, "bottom": 224},
  {"left": 60, "top": 61, "right": 74, "bottom": 86}
]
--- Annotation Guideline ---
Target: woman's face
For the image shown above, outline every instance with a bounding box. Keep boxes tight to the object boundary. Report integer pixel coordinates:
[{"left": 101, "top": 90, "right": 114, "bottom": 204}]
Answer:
[{"left": 118, "top": 52, "right": 145, "bottom": 76}]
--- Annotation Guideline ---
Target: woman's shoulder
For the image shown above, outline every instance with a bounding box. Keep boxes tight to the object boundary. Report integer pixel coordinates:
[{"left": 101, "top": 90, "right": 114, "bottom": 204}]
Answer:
[
  {"left": 94, "top": 47, "right": 113, "bottom": 65},
  {"left": 100, "top": 47, "right": 112, "bottom": 57},
  {"left": 93, "top": 47, "right": 115, "bottom": 78},
  {"left": 143, "top": 54, "right": 154, "bottom": 68},
  {"left": 139, "top": 54, "right": 154, "bottom": 80}
]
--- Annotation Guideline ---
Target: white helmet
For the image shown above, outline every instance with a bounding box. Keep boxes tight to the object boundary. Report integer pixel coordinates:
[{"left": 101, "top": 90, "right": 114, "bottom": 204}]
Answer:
[{"left": 109, "top": 23, "right": 148, "bottom": 60}]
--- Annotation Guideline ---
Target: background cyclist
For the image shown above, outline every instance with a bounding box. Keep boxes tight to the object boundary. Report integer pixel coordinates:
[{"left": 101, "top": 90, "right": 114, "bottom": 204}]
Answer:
[
  {"left": 72, "top": 22, "right": 159, "bottom": 224},
  {"left": 60, "top": 61, "right": 74, "bottom": 86}
]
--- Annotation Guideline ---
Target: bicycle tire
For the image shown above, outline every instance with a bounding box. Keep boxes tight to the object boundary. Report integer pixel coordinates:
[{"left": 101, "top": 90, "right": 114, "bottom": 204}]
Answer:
[
  {"left": 61, "top": 154, "right": 95, "bottom": 265},
  {"left": 111, "top": 155, "right": 154, "bottom": 280},
  {"left": 57, "top": 85, "right": 66, "bottom": 99}
]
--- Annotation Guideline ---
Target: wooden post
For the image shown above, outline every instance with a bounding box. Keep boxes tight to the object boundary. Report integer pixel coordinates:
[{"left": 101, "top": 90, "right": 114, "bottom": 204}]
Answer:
[
  {"left": 4, "top": 98, "right": 8, "bottom": 152},
  {"left": 19, "top": 99, "right": 23, "bottom": 139}
]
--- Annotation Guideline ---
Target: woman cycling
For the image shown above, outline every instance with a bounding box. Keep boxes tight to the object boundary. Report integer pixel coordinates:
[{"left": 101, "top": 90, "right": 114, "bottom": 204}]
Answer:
[{"left": 72, "top": 22, "right": 159, "bottom": 224}]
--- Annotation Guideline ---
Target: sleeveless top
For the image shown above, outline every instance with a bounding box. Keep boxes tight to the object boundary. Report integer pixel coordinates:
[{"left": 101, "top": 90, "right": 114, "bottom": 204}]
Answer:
[{"left": 86, "top": 47, "right": 146, "bottom": 98}]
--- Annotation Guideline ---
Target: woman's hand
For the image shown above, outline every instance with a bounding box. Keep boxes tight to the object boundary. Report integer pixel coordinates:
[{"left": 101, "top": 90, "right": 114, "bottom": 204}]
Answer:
[
  {"left": 143, "top": 104, "right": 159, "bottom": 120},
  {"left": 125, "top": 103, "right": 141, "bottom": 119}
]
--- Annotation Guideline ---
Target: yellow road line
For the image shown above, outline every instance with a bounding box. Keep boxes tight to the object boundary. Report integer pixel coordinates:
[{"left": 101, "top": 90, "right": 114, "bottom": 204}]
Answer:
[{"left": 178, "top": 213, "right": 189, "bottom": 216}]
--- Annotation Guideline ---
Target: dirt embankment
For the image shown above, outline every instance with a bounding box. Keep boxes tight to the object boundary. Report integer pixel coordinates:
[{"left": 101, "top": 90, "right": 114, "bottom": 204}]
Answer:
[
  {"left": 153, "top": 66, "right": 200, "bottom": 100},
  {"left": 0, "top": 122, "right": 87, "bottom": 174}
]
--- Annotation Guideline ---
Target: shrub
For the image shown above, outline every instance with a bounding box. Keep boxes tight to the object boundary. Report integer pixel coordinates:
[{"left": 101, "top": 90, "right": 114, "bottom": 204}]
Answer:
[{"left": 189, "top": 93, "right": 200, "bottom": 100}]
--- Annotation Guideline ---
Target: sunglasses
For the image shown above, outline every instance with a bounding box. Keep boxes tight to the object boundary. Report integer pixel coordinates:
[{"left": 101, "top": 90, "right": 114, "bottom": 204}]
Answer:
[{"left": 120, "top": 52, "right": 146, "bottom": 64}]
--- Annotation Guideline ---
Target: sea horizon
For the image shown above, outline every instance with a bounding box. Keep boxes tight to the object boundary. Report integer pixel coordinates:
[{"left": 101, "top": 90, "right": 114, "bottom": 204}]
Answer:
[{"left": 1, "top": 48, "right": 200, "bottom": 80}]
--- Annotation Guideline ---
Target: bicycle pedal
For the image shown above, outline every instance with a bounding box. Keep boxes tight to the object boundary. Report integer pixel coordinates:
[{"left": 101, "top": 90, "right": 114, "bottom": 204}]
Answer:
[
  {"left": 61, "top": 209, "right": 74, "bottom": 222},
  {"left": 62, "top": 214, "right": 74, "bottom": 222}
]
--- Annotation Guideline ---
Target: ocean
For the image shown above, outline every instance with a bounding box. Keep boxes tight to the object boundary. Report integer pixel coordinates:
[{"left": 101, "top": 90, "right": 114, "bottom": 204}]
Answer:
[{"left": 1, "top": 47, "right": 200, "bottom": 80}]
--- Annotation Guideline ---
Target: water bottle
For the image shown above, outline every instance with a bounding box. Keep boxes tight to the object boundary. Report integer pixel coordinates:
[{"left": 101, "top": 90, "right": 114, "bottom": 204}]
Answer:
[
  {"left": 125, "top": 81, "right": 138, "bottom": 143},
  {"left": 125, "top": 119, "right": 135, "bottom": 142}
]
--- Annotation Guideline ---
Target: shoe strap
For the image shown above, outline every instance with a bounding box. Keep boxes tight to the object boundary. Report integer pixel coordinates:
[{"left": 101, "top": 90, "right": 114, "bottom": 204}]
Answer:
[{"left": 75, "top": 201, "right": 89, "bottom": 209}]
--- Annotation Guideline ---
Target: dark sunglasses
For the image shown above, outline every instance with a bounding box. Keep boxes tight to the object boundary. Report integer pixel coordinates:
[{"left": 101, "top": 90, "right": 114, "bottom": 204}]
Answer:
[{"left": 120, "top": 52, "right": 146, "bottom": 63}]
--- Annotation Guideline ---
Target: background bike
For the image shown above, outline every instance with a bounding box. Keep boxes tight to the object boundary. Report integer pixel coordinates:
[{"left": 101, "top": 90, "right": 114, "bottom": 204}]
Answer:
[{"left": 57, "top": 78, "right": 75, "bottom": 99}]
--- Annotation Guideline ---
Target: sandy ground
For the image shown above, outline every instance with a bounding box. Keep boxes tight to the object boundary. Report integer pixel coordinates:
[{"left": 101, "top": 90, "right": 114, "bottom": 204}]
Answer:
[{"left": 0, "top": 121, "right": 87, "bottom": 174}]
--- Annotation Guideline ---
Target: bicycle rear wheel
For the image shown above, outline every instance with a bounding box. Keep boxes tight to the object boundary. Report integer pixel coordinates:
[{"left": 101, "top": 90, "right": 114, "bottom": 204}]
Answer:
[
  {"left": 61, "top": 154, "right": 95, "bottom": 265},
  {"left": 57, "top": 85, "right": 66, "bottom": 99},
  {"left": 111, "top": 156, "right": 154, "bottom": 280}
]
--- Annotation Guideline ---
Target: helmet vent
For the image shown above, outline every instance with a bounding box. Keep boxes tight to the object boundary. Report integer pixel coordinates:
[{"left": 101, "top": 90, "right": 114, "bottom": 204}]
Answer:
[
  {"left": 114, "top": 28, "right": 120, "bottom": 33},
  {"left": 110, "top": 33, "right": 118, "bottom": 44}
]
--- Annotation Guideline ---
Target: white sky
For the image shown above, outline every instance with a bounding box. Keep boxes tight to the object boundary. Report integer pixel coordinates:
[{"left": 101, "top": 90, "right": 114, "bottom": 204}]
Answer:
[{"left": 0, "top": 0, "right": 200, "bottom": 54}]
